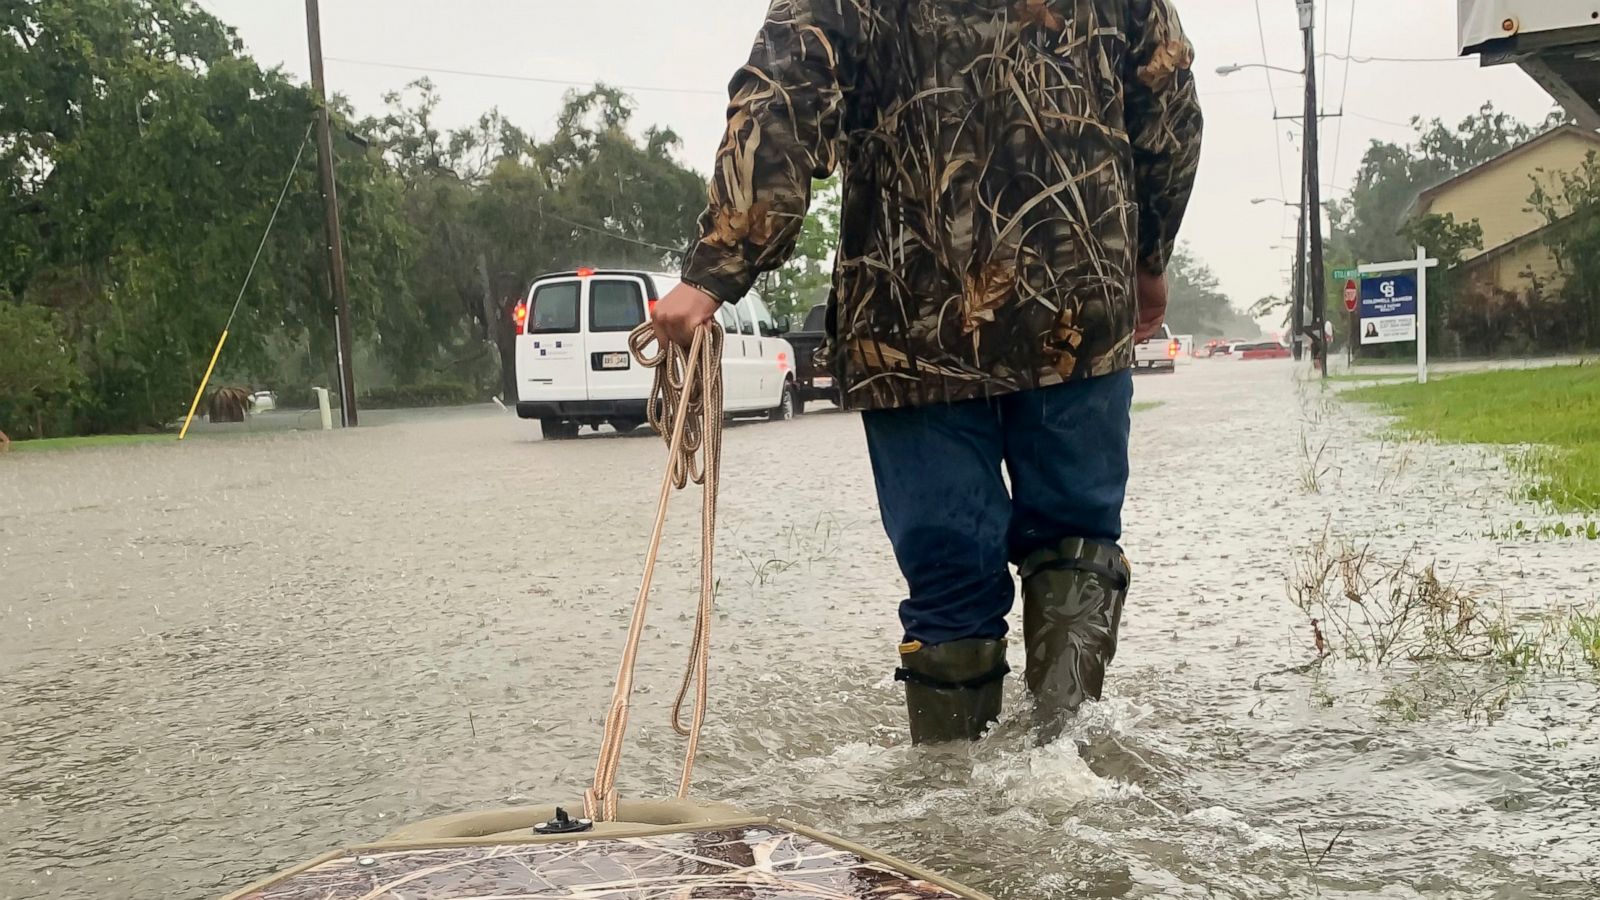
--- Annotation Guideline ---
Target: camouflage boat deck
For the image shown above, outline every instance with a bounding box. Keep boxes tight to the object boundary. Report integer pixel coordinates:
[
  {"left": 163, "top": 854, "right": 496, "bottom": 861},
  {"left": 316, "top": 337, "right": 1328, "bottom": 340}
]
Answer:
[{"left": 232, "top": 823, "right": 985, "bottom": 899}]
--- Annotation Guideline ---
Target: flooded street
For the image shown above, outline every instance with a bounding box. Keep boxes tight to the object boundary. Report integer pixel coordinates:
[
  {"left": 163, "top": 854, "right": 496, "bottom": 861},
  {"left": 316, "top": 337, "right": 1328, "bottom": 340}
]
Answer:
[{"left": 3, "top": 361, "right": 1597, "bottom": 899}]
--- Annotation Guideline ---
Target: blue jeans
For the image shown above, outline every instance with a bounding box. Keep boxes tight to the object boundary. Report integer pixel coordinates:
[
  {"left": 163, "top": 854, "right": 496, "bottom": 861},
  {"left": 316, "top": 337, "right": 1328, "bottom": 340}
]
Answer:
[{"left": 862, "top": 371, "right": 1133, "bottom": 645}]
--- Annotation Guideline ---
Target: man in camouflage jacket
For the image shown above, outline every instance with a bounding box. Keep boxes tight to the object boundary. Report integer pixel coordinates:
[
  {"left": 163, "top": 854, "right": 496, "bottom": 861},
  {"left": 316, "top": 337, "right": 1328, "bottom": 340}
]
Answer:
[{"left": 654, "top": 0, "right": 1202, "bottom": 743}]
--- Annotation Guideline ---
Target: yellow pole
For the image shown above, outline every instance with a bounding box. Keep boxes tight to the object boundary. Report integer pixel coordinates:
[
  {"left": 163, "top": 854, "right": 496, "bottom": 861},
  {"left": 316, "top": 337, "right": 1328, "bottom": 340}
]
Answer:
[{"left": 178, "top": 330, "right": 230, "bottom": 441}]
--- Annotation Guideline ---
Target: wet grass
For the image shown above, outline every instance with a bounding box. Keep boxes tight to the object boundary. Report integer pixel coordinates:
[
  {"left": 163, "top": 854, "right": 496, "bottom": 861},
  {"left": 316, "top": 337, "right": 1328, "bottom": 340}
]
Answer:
[
  {"left": 1345, "top": 364, "right": 1600, "bottom": 512},
  {"left": 9, "top": 433, "right": 177, "bottom": 453},
  {"left": 1327, "top": 372, "right": 1415, "bottom": 384},
  {"left": 6, "top": 430, "right": 265, "bottom": 454}
]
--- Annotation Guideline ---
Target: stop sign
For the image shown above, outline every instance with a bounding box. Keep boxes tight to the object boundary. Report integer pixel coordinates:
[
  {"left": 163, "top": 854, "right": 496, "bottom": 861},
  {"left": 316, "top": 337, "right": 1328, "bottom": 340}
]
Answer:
[{"left": 1344, "top": 279, "right": 1359, "bottom": 313}]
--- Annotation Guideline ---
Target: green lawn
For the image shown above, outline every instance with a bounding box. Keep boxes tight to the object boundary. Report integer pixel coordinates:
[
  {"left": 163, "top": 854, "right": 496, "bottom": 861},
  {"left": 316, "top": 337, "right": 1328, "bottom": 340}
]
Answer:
[
  {"left": 8, "top": 433, "right": 178, "bottom": 453},
  {"left": 6, "top": 429, "right": 263, "bottom": 453},
  {"left": 1346, "top": 365, "right": 1600, "bottom": 511},
  {"left": 1328, "top": 372, "right": 1415, "bottom": 384}
]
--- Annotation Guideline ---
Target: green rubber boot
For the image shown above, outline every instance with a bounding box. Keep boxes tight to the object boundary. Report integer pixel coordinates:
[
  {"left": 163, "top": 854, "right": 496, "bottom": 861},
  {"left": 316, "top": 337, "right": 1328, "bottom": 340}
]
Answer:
[
  {"left": 1019, "top": 538, "right": 1131, "bottom": 741},
  {"left": 895, "top": 639, "right": 1010, "bottom": 744}
]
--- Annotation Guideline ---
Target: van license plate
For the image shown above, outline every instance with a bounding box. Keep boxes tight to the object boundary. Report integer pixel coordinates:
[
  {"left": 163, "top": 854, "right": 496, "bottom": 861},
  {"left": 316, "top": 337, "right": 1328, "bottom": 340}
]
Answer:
[{"left": 600, "top": 352, "right": 630, "bottom": 370}]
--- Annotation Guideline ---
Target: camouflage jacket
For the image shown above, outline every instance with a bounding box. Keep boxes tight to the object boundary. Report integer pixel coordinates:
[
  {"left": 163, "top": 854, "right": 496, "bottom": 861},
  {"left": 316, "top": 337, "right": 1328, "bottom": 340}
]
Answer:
[{"left": 681, "top": 0, "right": 1203, "bottom": 410}]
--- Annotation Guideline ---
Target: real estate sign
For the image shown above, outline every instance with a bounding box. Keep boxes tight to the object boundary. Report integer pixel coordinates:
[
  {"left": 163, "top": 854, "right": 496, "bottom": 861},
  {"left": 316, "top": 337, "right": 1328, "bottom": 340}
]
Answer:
[{"left": 1359, "top": 274, "right": 1419, "bottom": 345}]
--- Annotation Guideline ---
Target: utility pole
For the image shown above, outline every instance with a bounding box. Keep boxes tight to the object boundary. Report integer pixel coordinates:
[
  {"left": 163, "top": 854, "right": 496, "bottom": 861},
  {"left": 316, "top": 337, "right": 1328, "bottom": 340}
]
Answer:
[
  {"left": 1298, "top": 0, "right": 1329, "bottom": 378},
  {"left": 305, "top": 0, "right": 358, "bottom": 425}
]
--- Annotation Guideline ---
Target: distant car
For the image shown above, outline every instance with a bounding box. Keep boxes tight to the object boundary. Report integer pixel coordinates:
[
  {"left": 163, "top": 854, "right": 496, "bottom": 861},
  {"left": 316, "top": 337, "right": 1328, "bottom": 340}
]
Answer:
[
  {"left": 1134, "top": 324, "right": 1180, "bottom": 373},
  {"left": 249, "top": 390, "right": 277, "bottom": 412},
  {"left": 786, "top": 303, "right": 835, "bottom": 409},
  {"left": 1238, "top": 341, "right": 1291, "bottom": 361}
]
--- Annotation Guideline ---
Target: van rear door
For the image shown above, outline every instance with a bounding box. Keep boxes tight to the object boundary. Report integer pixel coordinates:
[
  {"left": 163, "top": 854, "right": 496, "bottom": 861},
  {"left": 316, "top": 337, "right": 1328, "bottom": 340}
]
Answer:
[
  {"left": 517, "top": 278, "right": 586, "bottom": 403},
  {"left": 584, "top": 275, "right": 653, "bottom": 403}
]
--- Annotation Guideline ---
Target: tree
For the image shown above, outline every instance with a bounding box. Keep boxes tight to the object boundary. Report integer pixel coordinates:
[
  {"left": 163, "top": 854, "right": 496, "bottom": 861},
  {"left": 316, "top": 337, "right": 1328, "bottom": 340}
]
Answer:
[
  {"left": 470, "top": 88, "right": 708, "bottom": 398},
  {"left": 0, "top": 302, "right": 82, "bottom": 440},
  {"left": 1163, "top": 245, "right": 1257, "bottom": 338},
  {"left": 3, "top": 0, "right": 414, "bottom": 433},
  {"left": 760, "top": 177, "right": 840, "bottom": 321},
  {"left": 1398, "top": 212, "right": 1483, "bottom": 353},
  {"left": 1529, "top": 149, "right": 1600, "bottom": 348}
]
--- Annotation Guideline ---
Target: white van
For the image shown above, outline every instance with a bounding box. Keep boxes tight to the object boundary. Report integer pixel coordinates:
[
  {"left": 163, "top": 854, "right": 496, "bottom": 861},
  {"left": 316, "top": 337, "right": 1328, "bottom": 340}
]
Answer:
[{"left": 513, "top": 269, "right": 800, "bottom": 438}]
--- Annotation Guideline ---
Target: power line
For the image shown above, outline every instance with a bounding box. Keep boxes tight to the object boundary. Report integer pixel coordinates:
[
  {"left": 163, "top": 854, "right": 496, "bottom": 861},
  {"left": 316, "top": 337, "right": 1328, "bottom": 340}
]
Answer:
[
  {"left": 1254, "top": 0, "right": 1290, "bottom": 204},
  {"left": 324, "top": 56, "right": 725, "bottom": 97},
  {"left": 542, "top": 208, "right": 686, "bottom": 256},
  {"left": 1329, "top": 0, "right": 1358, "bottom": 188},
  {"left": 1346, "top": 110, "right": 1416, "bottom": 129},
  {"left": 1323, "top": 51, "right": 1471, "bottom": 63},
  {"left": 228, "top": 122, "right": 316, "bottom": 329}
]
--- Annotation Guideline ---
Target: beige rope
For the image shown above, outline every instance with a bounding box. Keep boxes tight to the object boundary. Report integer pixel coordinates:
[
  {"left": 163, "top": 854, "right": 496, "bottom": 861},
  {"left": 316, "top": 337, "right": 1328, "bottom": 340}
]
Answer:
[{"left": 585, "top": 322, "right": 724, "bottom": 823}]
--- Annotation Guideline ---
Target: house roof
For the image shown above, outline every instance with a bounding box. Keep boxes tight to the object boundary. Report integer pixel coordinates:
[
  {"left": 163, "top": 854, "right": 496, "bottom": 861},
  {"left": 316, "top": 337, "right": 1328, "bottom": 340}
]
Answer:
[{"left": 1414, "top": 125, "right": 1600, "bottom": 215}]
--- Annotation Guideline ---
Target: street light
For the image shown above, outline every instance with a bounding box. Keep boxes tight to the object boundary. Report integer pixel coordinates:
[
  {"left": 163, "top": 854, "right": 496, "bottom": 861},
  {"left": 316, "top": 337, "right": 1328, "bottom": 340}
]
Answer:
[
  {"left": 1216, "top": 63, "right": 1304, "bottom": 77},
  {"left": 1251, "top": 197, "right": 1296, "bottom": 207}
]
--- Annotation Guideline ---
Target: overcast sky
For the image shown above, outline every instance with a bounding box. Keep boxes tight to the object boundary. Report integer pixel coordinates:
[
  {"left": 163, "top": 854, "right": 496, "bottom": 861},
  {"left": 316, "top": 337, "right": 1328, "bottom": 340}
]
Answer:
[{"left": 199, "top": 0, "right": 1558, "bottom": 312}]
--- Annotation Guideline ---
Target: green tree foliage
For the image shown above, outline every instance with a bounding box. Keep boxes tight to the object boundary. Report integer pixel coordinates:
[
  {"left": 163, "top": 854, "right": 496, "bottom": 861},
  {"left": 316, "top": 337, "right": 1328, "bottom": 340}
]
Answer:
[
  {"left": 1164, "top": 245, "right": 1258, "bottom": 338},
  {"left": 759, "top": 177, "right": 840, "bottom": 321},
  {"left": 1398, "top": 212, "right": 1483, "bottom": 349},
  {"left": 483, "top": 89, "right": 706, "bottom": 396},
  {"left": 0, "top": 301, "right": 82, "bottom": 438},
  {"left": 2, "top": 0, "right": 412, "bottom": 434},
  {"left": 1529, "top": 150, "right": 1600, "bottom": 348}
]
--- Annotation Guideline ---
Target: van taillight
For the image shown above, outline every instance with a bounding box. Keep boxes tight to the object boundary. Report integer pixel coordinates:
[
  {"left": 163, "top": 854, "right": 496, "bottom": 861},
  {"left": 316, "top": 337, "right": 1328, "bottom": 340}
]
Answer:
[{"left": 513, "top": 300, "right": 529, "bottom": 335}]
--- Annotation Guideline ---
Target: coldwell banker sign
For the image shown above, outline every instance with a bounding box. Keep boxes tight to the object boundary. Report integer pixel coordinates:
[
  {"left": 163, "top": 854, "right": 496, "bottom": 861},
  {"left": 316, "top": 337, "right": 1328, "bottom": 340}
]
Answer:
[{"left": 1360, "top": 274, "right": 1419, "bottom": 345}]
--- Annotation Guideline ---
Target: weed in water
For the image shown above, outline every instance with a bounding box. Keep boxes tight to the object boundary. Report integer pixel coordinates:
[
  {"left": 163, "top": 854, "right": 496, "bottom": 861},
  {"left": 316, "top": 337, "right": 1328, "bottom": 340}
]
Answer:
[
  {"left": 1298, "top": 433, "right": 1332, "bottom": 494},
  {"left": 1486, "top": 518, "right": 1600, "bottom": 541},
  {"left": 1287, "top": 530, "right": 1600, "bottom": 720},
  {"left": 1572, "top": 611, "right": 1600, "bottom": 668}
]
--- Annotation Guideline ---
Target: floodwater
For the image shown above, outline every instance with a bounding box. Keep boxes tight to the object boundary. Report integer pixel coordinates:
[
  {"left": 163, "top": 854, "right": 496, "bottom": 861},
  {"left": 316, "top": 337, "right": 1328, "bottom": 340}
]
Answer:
[{"left": 2, "top": 361, "right": 1597, "bottom": 899}]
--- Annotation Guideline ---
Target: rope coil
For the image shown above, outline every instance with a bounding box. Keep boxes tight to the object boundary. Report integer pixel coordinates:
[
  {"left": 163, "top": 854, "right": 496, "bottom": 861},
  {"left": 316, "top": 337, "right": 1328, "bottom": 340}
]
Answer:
[{"left": 585, "top": 322, "right": 724, "bottom": 823}]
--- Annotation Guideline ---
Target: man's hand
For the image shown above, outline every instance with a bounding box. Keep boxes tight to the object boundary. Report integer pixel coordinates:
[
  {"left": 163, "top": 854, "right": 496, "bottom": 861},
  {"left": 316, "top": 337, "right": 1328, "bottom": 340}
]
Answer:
[
  {"left": 652, "top": 283, "right": 721, "bottom": 348},
  {"left": 1134, "top": 270, "right": 1168, "bottom": 342}
]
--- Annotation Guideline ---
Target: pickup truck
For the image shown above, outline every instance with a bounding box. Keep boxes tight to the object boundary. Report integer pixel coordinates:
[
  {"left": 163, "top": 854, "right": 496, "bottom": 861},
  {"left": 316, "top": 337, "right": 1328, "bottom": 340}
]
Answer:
[
  {"left": 1134, "top": 323, "right": 1180, "bottom": 373},
  {"left": 786, "top": 303, "right": 837, "bottom": 410}
]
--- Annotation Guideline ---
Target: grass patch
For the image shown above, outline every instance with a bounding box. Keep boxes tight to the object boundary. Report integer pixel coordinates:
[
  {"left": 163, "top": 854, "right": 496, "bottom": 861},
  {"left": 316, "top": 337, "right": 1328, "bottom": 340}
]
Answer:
[
  {"left": 1327, "top": 372, "right": 1415, "bottom": 384},
  {"left": 1345, "top": 364, "right": 1600, "bottom": 511},
  {"left": 6, "top": 428, "right": 264, "bottom": 454},
  {"left": 1133, "top": 401, "right": 1164, "bottom": 413},
  {"left": 9, "top": 433, "right": 178, "bottom": 453}
]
